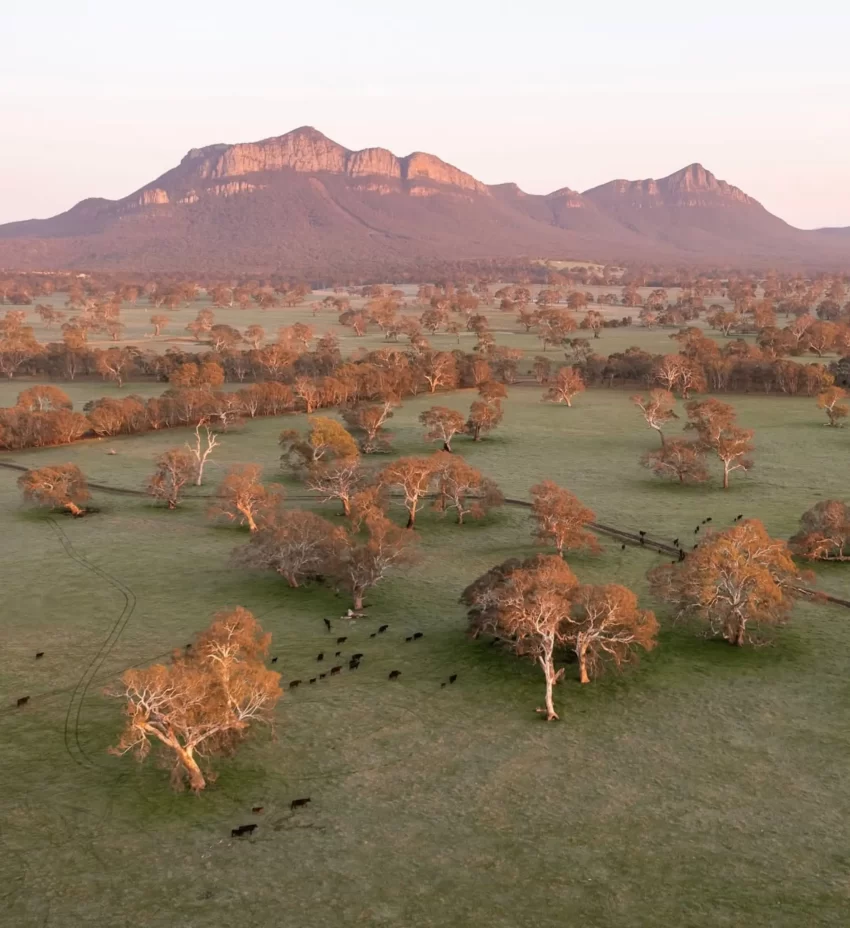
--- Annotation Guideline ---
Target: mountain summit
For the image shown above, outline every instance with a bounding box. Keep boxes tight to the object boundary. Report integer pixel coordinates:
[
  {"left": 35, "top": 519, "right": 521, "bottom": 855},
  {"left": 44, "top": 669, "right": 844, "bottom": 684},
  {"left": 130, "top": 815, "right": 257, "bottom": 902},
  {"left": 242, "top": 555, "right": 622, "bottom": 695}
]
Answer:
[{"left": 0, "top": 128, "right": 845, "bottom": 273}]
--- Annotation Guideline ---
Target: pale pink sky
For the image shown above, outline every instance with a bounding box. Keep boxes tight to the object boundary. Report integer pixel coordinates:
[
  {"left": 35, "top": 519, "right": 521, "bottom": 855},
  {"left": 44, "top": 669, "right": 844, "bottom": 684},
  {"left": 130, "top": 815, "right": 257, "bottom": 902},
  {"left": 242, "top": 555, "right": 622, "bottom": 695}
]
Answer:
[{"left": 3, "top": 1, "right": 849, "bottom": 229}]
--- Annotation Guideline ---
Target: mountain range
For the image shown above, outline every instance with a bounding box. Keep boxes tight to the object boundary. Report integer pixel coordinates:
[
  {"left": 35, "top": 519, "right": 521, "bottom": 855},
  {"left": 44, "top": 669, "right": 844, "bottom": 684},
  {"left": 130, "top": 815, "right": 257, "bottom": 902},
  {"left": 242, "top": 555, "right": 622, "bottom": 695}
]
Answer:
[{"left": 0, "top": 126, "right": 846, "bottom": 275}]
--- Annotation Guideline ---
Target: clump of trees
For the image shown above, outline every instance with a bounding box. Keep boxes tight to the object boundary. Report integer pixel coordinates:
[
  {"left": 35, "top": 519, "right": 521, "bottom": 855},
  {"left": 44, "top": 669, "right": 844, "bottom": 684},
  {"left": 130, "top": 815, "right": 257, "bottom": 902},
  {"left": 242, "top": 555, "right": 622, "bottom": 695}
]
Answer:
[
  {"left": 685, "top": 399, "right": 754, "bottom": 489},
  {"left": 148, "top": 449, "right": 195, "bottom": 509},
  {"left": 649, "top": 520, "right": 802, "bottom": 645},
  {"left": 234, "top": 490, "right": 416, "bottom": 607},
  {"left": 631, "top": 389, "right": 678, "bottom": 445},
  {"left": 108, "top": 607, "right": 282, "bottom": 792},
  {"left": 641, "top": 439, "right": 708, "bottom": 484},
  {"left": 18, "top": 463, "right": 90, "bottom": 516},
  {"left": 790, "top": 500, "right": 850, "bottom": 561},
  {"left": 209, "top": 464, "right": 282, "bottom": 532},
  {"left": 817, "top": 386, "right": 848, "bottom": 427},
  {"left": 530, "top": 481, "right": 600, "bottom": 557},
  {"left": 543, "top": 367, "right": 586, "bottom": 407},
  {"left": 462, "top": 554, "right": 656, "bottom": 720}
]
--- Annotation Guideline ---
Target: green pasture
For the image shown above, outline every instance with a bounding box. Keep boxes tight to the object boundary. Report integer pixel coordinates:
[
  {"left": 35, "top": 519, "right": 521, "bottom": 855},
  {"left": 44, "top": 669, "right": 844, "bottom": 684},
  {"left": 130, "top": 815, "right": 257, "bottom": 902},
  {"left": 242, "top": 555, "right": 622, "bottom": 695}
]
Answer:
[{"left": 1, "top": 385, "right": 849, "bottom": 927}]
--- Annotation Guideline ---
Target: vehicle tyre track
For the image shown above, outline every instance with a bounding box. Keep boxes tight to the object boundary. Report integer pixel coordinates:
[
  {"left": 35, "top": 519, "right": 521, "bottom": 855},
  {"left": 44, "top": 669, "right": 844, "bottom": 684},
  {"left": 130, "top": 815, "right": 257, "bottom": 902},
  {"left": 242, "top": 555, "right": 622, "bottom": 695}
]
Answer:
[{"left": 45, "top": 517, "right": 137, "bottom": 768}]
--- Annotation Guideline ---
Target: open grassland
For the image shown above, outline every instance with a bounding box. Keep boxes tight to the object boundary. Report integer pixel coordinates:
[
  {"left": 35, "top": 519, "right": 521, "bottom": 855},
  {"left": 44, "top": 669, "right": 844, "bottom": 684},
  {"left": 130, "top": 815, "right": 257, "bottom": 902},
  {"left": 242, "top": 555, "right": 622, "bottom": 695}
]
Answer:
[{"left": 2, "top": 386, "right": 849, "bottom": 927}]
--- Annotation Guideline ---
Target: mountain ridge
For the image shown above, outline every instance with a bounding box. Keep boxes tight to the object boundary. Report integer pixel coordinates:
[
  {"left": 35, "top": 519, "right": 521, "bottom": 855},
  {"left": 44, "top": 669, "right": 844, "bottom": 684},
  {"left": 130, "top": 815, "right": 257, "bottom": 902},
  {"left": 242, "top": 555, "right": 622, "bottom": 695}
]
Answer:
[{"left": 0, "top": 126, "right": 846, "bottom": 273}]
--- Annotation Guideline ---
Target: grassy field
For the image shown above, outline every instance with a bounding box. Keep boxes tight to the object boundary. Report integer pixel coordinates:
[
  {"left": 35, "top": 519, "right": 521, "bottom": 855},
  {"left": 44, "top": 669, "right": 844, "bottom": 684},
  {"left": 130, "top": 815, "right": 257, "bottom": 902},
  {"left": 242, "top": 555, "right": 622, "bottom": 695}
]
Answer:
[
  {"left": 14, "top": 284, "right": 829, "bottom": 360},
  {"left": 2, "top": 384, "right": 849, "bottom": 927}
]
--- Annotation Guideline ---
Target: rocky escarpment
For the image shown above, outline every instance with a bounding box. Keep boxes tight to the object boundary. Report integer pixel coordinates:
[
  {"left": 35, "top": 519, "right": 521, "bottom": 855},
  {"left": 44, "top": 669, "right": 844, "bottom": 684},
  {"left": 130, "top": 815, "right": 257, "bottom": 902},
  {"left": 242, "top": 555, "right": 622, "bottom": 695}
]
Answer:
[
  {"left": 584, "top": 163, "right": 758, "bottom": 209},
  {"left": 167, "top": 126, "right": 488, "bottom": 196},
  {"left": 1, "top": 126, "right": 845, "bottom": 272}
]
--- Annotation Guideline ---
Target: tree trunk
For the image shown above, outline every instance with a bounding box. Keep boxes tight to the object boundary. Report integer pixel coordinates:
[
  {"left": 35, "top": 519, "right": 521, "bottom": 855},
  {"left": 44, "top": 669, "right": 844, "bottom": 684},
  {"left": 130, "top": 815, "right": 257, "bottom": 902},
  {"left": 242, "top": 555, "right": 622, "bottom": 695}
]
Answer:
[
  {"left": 244, "top": 510, "right": 257, "bottom": 533},
  {"left": 657, "top": 428, "right": 666, "bottom": 447},
  {"left": 341, "top": 497, "right": 351, "bottom": 517},
  {"left": 443, "top": 440, "right": 452, "bottom": 452},
  {"left": 538, "top": 657, "right": 559, "bottom": 721},
  {"left": 733, "top": 623, "right": 745, "bottom": 646},
  {"left": 578, "top": 646, "right": 590, "bottom": 684},
  {"left": 565, "top": 397, "right": 572, "bottom": 407},
  {"left": 353, "top": 590, "right": 364, "bottom": 610},
  {"left": 722, "top": 466, "right": 729, "bottom": 490},
  {"left": 174, "top": 744, "right": 206, "bottom": 792}
]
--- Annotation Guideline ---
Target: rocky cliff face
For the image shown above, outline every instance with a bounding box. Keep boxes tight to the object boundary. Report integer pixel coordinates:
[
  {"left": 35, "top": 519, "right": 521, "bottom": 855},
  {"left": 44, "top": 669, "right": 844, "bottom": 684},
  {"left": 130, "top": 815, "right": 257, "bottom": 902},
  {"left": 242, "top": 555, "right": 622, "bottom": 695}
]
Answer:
[
  {"left": 2, "top": 126, "right": 842, "bottom": 273},
  {"left": 161, "top": 127, "right": 486, "bottom": 197},
  {"left": 584, "top": 163, "right": 758, "bottom": 209}
]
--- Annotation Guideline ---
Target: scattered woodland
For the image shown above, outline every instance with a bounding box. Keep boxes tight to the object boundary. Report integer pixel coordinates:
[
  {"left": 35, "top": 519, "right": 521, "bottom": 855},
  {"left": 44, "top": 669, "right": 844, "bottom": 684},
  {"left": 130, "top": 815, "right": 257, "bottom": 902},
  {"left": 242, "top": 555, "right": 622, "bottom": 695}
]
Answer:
[{"left": 2, "top": 263, "right": 850, "bottom": 927}]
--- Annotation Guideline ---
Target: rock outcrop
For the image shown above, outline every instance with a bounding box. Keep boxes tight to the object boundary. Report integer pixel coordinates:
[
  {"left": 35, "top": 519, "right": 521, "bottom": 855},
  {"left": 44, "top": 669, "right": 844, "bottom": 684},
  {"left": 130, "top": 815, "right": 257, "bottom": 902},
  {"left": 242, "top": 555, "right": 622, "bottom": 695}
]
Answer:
[{"left": 0, "top": 127, "right": 846, "bottom": 273}]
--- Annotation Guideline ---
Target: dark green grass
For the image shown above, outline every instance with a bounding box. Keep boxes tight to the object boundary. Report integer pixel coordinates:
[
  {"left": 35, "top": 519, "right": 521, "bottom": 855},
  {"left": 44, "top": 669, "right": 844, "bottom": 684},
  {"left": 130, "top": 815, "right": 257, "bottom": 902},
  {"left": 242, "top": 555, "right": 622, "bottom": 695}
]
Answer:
[{"left": 1, "top": 387, "right": 849, "bottom": 926}]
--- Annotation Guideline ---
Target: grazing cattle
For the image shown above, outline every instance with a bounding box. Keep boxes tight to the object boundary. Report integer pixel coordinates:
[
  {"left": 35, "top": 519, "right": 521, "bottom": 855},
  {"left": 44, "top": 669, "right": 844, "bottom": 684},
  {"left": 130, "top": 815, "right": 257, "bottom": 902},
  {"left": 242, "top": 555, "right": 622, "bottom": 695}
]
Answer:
[
  {"left": 370, "top": 633, "right": 376, "bottom": 638},
  {"left": 271, "top": 657, "right": 278, "bottom": 664},
  {"left": 231, "top": 824, "right": 258, "bottom": 837},
  {"left": 673, "top": 539, "right": 679, "bottom": 546},
  {"left": 348, "top": 660, "right": 360, "bottom": 671},
  {"left": 736, "top": 514, "right": 743, "bottom": 521},
  {"left": 290, "top": 798, "right": 311, "bottom": 811},
  {"left": 16, "top": 696, "right": 29, "bottom": 708},
  {"left": 323, "top": 618, "right": 332, "bottom": 632},
  {"left": 378, "top": 625, "right": 389, "bottom": 633},
  {"left": 693, "top": 543, "right": 699, "bottom": 550},
  {"left": 449, "top": 674, "right": 457, "bottom": 684},
  {"left": 330, "top": 666, "right": 342, "bottom": 675},
  {"left": 694, "top": 526, "right": 700, "bottom": 534},
  {"left": 405, "top": 636, "right": 413, "bottom": 642},
  {"left": 352, "top": 653, "right": 364, "bottom": 660},
  {"left": 316, "top": 652, "right": 324, "bottom": 661},
  {"left": 35, "top": 652, "right": 44, "bottom": 659},
  {"left": 336, "top": 637, "right": 347, "bottom": 644},
  {"left": 309, "top": 678, "right": 317, "bottom": 684},
  {"left": 706, "top": 517, "right": 712, "bottom": 522},
  {"left": 252, "top": 806, "right": 264, "bottom": 814},
  {"left": 678, "top": 549, "right": 687, "bottom": 561},
  {"left": 289, "top": 680, "right": 302, "bottom": 689},
  {"left": 639, "top": 530, "right": 646, "bottom": 537},
  {"left": 388, "top": 670, "right": 401, "bottom": 680},
  {"left": 621, "top": 543, "right": 626, "bottom": 550},
  {"left": 334, "top": 651, "right": 341, "bottom": 657},
  {"left": 441, "top": 682, "right": 446, "bottom": 688},
  {"left": 319, "top": 673, "right": 326, "bottom": 679},
  {"left": 412, "top": 632, "right": 423, "bottom": 640}
]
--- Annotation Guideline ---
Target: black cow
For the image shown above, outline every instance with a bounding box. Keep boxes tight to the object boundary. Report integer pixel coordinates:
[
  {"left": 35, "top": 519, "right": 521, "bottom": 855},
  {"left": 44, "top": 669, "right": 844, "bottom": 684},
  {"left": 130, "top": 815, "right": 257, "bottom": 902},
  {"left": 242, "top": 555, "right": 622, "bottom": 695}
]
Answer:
[
  {"left": 449, "top": 674, "right": 457, "bottom": 684},
  {"left": 323, "top": 618, "right": 332, "bottom": 632},
  {"left": 289, "top": 680, "right": 302, "bottom": 689},
  {"left": 35, "top": 652, "right": 44, "bottom": 659},
  {"left": 316, "top": 652, "right": 324, "bottom": 661},
  {"left": 388, "top": 670, "right": 401, "bottom": 680},
  {"left": 252, "top": 806, "right": 264, "bottom": 814},
  {"left": 405, "top": 636, "right": 413, "bottom": 642},
  {"left": 330, "top": 666, "right": 342, "bottom": 675},
  {"left": 291, "top": 798, "right": 311, "bottom": 811},
  {"left": 271, "top": 657, "right": 278, "bottom": 664},
  {"left": 309, "top": 678, "right": 317, "bottom": 684},
  {"left": 16, "top": 696, "right": 29, "bottom": 708},
  {"left": 231, "top": 824, "right": 258, "bottom": 838},
  {"left": 412, "top": 632, "right": 423, "bottom": 640},
  {"left": 378, "top": 624, "right": 389, "bottom": 633},
  {"left": 319, "top": 673, "right": 326, "bottom": 679},
  {"left": 336, "top": 637, "right": 347, "bottom": 644}
]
